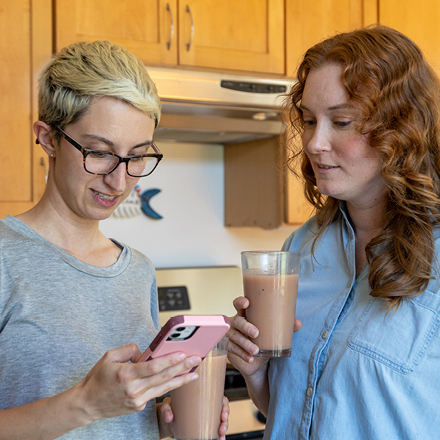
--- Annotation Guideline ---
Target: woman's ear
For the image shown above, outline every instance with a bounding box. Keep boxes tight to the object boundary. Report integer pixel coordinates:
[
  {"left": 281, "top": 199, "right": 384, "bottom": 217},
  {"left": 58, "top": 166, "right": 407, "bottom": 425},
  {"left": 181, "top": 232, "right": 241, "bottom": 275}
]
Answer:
[{"left": 34, "top": 121, "right": 57, "bottom": 157}]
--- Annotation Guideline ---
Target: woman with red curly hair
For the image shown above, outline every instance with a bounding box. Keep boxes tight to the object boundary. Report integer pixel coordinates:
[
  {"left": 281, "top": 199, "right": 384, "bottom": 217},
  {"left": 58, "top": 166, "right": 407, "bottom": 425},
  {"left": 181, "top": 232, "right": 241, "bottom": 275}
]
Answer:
[{"left": 227, "top": 25, "right": 440, "bottom": 439}]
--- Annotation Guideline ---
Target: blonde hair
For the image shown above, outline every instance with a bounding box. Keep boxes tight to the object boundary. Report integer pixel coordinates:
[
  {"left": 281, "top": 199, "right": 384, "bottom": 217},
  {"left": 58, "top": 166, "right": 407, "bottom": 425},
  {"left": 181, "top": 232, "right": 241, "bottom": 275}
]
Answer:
[
  {"left": 38, "top": 40, "right": 161, "bottom": 137},
  {"left": 284, "top": 25, "right": 440, "bottom": 308}
]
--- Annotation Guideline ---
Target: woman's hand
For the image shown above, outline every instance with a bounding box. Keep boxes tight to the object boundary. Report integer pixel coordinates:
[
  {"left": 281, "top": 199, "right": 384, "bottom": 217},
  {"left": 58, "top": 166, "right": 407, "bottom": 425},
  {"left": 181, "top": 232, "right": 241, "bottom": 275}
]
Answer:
[
  {"left": 227, "top": 296, "right": 302, "bottom": 378},
  {"left": 226, "top": 296, "right": 270, "bottom": 378},
  {"left": 158, "top": 395, "right": 230, "bottom": 440},
  {"left": 226, "top": 296, "right": 302, "bottom": 417},
  {"left": 72, "top": 343, "right": 202, "bottom": 426}
]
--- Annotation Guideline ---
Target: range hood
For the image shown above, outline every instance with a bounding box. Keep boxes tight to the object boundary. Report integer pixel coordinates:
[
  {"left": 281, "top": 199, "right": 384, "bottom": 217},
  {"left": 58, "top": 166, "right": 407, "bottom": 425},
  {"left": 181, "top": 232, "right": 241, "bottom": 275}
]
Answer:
[{"left": 147, "top": 67, "right": 293, "bottom": 144}]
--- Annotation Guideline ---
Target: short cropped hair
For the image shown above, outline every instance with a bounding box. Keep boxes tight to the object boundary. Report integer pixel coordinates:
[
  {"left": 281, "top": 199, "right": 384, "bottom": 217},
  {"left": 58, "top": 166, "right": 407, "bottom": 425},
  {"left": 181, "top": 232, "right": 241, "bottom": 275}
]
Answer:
[{"left": 38, "top": 40, "right": 161, "bottom": 138}]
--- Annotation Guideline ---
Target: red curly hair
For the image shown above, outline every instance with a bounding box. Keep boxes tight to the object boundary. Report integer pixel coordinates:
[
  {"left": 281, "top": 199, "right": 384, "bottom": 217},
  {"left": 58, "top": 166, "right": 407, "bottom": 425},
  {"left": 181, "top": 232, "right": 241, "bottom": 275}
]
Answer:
[{"left": 284, "top": 25, "right": 440, "bottom": 308}]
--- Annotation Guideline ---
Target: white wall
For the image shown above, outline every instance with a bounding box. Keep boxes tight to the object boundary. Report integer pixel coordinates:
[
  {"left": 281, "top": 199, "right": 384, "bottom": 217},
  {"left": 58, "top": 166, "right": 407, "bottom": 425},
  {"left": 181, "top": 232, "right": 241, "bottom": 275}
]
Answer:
[{"left": 100, "top": 141, "right": 297, "bottom": 269}]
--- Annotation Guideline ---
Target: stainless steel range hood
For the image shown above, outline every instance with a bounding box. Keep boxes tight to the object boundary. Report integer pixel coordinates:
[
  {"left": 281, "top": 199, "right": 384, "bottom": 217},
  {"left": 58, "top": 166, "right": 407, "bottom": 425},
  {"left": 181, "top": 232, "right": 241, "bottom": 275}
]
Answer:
[{"left": 147, "top": 67, "right": 293, "bottom": 144}]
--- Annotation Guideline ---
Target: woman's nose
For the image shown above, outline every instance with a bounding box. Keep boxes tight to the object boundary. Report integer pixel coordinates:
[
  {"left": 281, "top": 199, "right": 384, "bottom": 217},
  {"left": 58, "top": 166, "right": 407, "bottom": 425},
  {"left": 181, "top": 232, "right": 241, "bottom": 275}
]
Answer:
[
  {"left": 303, "top": 125, "right": 332, "bottom": 154},
  {"left": 104, "top": 162, "right": 128, "bottom": 192}
]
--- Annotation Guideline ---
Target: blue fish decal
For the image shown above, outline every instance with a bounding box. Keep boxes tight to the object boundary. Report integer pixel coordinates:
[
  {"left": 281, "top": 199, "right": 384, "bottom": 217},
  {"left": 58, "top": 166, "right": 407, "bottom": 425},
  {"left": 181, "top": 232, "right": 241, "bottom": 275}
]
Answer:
[{"left": 140, "top": 188, "right": 163, "bottom": 220}]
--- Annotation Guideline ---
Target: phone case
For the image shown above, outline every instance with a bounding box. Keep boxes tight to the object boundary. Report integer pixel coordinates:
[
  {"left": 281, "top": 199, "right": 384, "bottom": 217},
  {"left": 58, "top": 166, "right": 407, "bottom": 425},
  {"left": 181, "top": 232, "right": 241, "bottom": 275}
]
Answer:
[{"left": 137, "top": 315, "right": 230, "bottom": 373}]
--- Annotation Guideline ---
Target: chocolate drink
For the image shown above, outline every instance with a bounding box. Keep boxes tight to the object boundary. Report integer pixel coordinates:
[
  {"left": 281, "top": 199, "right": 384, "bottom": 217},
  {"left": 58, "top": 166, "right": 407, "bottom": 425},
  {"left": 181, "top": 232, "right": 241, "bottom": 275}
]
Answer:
[
  {"left": 171, "top": 351, "right": 227, "bottom": 440},
  {"left": 243, "top": 272, "right": 299, "bottom": 356}
]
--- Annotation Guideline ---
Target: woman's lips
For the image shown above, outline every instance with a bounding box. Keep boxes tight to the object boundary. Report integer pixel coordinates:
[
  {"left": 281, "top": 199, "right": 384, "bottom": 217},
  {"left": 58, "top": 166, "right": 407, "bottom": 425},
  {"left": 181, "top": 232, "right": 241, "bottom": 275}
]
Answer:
[
  {"left": 314, "top": 162, "right": 339, "bottom": 174},
  {"left": 92, "top": 190, "right": 120, "bottom": 207},
  {"left": 315, "top": 163, "right": 339, "bottom": 172}
]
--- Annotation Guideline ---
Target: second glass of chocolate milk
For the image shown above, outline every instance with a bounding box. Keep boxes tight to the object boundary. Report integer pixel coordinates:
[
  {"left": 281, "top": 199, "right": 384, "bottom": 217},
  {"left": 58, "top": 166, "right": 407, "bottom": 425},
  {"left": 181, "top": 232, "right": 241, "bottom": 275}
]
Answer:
[
  {"left": 170, "top": 336, "right": 228, "bottom": 440},
  {"left": 241, "top": 251, "right": 300, "bottom": 358}
]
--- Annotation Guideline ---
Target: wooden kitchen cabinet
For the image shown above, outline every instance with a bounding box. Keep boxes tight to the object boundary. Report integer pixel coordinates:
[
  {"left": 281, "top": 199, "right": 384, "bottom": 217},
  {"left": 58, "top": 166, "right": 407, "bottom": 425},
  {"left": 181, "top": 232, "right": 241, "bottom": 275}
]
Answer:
[
  {"left": 286, "top": 0, "right": 378, "bottom": 77},
  {"left": 55, "top": 0, "right": 178, "bottom": 66},
  {"left": 55, "top": 0, "right": 285, "bottom": 75},
  {"left": 177, "top": 0, "right": 284, "bottom": 74},
  {"left": 379, "top": 0, "right": 440, "bottom": 73},
  {"left": 0, "top": 0, "right": 52, "bottom": 218},
  {"left": 225, "top": 135, "right": 314, "bottom": 229},
  {"left": 225, "top": 137, "right": 283, "bottom": 229}
]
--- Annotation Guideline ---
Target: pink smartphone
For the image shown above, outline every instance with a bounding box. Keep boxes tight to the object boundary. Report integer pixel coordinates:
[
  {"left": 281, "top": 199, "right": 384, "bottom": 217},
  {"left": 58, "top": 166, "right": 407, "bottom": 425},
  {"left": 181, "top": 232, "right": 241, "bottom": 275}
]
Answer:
[{"left": 137, "top": 315, "right": 230, "bottom": 373}]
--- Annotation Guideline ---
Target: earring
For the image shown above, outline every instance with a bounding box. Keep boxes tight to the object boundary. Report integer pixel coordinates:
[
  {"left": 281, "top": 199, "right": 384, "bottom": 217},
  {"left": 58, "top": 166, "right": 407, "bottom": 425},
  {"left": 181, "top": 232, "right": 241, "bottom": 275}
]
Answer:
[{"left": 50, "top": 153, "right": 55, "bottom": 158}]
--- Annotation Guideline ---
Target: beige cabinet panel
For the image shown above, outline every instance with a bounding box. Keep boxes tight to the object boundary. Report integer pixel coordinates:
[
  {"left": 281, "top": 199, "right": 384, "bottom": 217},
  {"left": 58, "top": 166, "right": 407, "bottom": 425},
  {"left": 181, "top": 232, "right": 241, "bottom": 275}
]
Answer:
[
  {"left": 178, "top": 0, "right": 285, "bottom": 74},
  {"left": 284, "top": 158, "right": 315, "bottom": 225},
  {"left": 286, "top": 0, "right": 378, "bottom": 77},
  {"left": 225, "top": 135, "right": 314, "bottom": 229},
  {"left": 55, "top": 0, "right": 178, "bottom": 66},
  {"left": 0, "top": 0, "right": 51, "bottom": 218},
  {"left": 379, "top": 0, "right": 440, "bottom": 73},
  {"left": 225, "top": 137, "right": 283, "bottom": 229},
  {"left": 282, "top": 0, "right": 377, "bottom": 225}
]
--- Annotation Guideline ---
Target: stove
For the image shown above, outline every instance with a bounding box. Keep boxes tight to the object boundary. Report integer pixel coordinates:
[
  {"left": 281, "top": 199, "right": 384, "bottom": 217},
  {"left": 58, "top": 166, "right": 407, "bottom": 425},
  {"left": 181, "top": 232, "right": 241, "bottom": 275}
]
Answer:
[{"left": 156, "top": 266, "right": 266, "bottom": 439}]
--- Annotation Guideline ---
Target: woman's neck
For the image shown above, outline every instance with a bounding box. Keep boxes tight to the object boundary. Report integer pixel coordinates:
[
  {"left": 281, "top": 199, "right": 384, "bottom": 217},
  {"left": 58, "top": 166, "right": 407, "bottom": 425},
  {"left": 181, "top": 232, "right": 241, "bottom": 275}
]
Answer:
[
  {"left": 15, "top": 197, "right": 120, "bottom": 267},
  {"left": 346, "top": 198, "right": 386, "bottom": 276}
]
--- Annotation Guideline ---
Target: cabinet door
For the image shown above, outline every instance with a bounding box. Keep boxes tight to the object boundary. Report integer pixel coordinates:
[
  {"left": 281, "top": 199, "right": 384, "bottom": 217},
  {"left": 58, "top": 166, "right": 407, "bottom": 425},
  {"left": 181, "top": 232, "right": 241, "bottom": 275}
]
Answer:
[
  {"left": 284, "top": 150, "right": 315, "bottom": 225},
  {"left": 225, "top": 137, "right": 284, "bottom": 229},
  {"left": 379, "top": 0, "right": 440, "bottom": 73},
  {"left": 55, "top": 0, "right": 178, "bottom": 66},
  {"left": 178, "top": 0, "right": 284, "bottom": 74},
  {"left": 283, "top": 0, "right": 377, "bottom": 225},
  {"left": 0, "top": 0, "right": 51, "bottom": 218},
  {"left": 286, "top": 0, "right": 378, "bottom": 77}
]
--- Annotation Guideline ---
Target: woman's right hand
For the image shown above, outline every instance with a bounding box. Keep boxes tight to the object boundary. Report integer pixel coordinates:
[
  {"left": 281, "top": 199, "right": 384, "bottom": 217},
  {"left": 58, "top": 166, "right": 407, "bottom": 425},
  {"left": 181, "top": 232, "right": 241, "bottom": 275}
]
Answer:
[
  {"left": 73, "top": 343, "right": 202, "bottom": 426},
  {"left": 226, "top": 296, "right": 269, "bottom": 378},
  {"left": 227, "top": 296, "right": 302, "bottom": 378},
  {"left": 0, "top": 344, "right": 201, "bottom": 440}
]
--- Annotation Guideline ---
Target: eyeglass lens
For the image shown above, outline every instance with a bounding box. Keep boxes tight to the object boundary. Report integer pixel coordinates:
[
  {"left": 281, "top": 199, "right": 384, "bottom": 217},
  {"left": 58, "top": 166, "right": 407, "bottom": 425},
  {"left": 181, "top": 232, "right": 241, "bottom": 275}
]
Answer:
[{"left": 85, "top": 151, "right": 158, "bottom": 177}]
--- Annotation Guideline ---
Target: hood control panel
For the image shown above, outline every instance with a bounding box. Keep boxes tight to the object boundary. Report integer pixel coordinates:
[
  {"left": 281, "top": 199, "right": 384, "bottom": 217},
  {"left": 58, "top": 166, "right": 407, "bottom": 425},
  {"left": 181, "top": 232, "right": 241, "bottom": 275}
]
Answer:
[{"left": 221, "top": 80, "right": 287, "bottom": 94}]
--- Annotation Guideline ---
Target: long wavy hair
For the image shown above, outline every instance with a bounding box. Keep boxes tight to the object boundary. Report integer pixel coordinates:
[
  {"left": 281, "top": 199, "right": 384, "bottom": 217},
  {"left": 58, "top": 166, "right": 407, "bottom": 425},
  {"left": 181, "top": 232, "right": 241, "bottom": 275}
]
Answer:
[{"left": 284, "top": 25, "right": 440, "bottom": 308}]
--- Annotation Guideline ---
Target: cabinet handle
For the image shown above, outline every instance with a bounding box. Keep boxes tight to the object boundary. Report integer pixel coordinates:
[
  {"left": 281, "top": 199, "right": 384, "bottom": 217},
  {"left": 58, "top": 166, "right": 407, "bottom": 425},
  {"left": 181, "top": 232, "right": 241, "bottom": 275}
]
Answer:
[
  {"left": 166, "top": 3, "right": 174, "bottom": 50},
  {"left": 186, "top": 4, "right": 194, "bottom": 51}
]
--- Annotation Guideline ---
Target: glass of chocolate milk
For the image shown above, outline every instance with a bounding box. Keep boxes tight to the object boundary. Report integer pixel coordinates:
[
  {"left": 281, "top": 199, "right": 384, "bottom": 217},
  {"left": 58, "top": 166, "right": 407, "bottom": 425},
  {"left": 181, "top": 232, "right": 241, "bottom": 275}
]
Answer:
[
  {"left": 170, "top": 336, "right": 228, "bottom": 440},
  {"left": 241, "top": 251, "right": 300, "bottom": 358}
]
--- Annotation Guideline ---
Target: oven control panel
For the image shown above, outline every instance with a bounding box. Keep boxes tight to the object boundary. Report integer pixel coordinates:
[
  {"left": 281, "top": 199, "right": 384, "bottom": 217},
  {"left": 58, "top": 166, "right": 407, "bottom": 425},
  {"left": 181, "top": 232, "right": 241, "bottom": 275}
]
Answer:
[{"left": 158, "top": 286, "right": 191, "bottom": 312}]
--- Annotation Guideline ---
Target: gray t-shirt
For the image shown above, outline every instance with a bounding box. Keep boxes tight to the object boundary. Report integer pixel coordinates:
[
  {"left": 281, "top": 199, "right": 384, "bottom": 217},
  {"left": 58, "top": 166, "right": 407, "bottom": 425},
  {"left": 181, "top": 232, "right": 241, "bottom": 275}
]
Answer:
[{"left": 0, "top": 216, "right": 161, "bottom": 439}]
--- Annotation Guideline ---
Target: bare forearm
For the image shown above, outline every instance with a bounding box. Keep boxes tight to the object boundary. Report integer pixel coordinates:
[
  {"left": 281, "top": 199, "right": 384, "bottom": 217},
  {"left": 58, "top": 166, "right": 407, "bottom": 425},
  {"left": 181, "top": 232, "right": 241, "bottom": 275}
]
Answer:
[
  {"left": 0, "top": 388, "right": 89, "bottom": 440},
  {"left": 243, "top": 363, "right": 270, "bottom": 417}
]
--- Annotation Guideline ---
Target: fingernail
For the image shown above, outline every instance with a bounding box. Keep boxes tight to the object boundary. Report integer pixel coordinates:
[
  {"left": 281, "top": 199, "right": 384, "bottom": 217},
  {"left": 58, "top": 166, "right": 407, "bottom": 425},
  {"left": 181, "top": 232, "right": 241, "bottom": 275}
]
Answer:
[
  {"left": 176, "top": 352, "right": 186, "bottom": 361},
  {"left": 190, "top": 356, "right": 201, "bottom": 365},
  {"left": 249, "top": 344, "right": 259, "bottom": 355},
  {"left": 249, "top": 328, "right": 258, "bottom": 338},
  {"left": 191, "top": 373, "right": 199, "bottom": 381}
]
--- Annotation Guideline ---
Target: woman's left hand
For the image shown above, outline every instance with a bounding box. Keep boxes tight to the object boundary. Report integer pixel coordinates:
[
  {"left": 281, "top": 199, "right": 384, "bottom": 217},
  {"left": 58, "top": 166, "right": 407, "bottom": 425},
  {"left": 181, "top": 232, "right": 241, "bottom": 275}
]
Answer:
[{"left": 157, "top": 396, "right": 230, "bottom": 440}]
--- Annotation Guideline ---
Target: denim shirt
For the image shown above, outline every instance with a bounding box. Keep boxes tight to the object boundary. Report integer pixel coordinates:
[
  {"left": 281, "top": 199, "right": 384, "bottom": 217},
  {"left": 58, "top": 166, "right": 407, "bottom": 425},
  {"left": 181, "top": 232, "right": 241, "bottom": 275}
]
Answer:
[{"left": 264, "top": 205, "right": 440, "bottom": 439}]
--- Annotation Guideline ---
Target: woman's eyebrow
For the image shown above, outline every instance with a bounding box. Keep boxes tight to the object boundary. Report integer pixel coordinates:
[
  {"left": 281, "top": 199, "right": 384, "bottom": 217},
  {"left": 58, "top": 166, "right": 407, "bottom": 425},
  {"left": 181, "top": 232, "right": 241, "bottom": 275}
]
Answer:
[
  {"left": 82, "top": 134, "right": 153, "bottom": 148},
  {"left": 300, "top": 103, "right": 354, "bottom": 112}
]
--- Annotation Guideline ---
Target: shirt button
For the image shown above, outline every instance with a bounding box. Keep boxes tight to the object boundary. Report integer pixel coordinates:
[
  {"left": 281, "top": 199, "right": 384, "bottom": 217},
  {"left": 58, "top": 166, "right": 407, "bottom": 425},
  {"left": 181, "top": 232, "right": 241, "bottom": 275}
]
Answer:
[
  {"left": 322, "top": 330, "right": 329, "bottom": 339},
  {"left": 306, "top": 387, "right": 313, "bottom": 397}
]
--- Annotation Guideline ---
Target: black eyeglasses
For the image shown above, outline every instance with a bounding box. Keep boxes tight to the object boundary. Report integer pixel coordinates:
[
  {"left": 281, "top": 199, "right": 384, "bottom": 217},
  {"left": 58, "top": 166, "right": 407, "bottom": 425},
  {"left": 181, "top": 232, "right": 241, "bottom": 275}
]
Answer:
[{"left": 54, "top": 126, "right": 163, "bottom": 177}]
